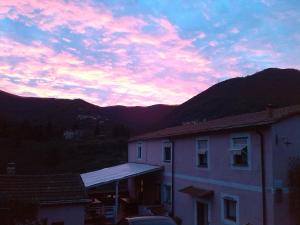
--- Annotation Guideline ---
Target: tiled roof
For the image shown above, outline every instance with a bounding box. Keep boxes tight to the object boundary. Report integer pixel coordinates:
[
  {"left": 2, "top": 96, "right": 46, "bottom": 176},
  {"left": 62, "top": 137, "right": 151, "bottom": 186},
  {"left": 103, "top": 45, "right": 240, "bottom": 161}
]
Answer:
[
  {"left": 130, "top": 104, "right": 300, "bottom": 141},
  {"left": 0, "top": 174, "right": 89, "bottom": 205}
]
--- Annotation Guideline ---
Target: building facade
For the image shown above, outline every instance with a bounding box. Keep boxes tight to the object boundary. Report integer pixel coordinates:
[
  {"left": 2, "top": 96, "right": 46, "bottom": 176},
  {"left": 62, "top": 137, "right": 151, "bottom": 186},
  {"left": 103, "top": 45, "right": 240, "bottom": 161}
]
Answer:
[{"left": 128, "top": 105, "right": 300, "bottom": 225}]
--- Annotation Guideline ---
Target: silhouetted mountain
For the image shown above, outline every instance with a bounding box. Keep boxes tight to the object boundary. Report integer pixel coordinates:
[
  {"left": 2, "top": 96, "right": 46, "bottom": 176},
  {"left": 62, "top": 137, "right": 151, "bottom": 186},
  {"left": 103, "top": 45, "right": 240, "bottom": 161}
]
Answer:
[
  {"left": 0, "top": 90, "right": 175, "bottom": 134},
  {"left": 1, "top": 68, "right": 300, "bottom": 134},
  {"left": 1, "top": 67, "right": 300, "bottom": 174},
  {"left": 164, "top": 68, "right": 300, "bottom": 126}
]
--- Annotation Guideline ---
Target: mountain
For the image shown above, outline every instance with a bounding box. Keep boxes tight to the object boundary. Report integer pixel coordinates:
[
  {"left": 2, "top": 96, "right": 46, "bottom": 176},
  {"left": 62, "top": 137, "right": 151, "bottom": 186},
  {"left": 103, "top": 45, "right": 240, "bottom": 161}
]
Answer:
[
  {"left": 0, "top": 90, "right": 175, "bottom": 134},
  {"left": 164, "top": 68, "right": 300, "bottom": 126},
  {"left": 1, "top": 68, "right": 300, "bottom": 133},
  {"left": 1, "top": 67, "right": 300, "bottom": 174}
]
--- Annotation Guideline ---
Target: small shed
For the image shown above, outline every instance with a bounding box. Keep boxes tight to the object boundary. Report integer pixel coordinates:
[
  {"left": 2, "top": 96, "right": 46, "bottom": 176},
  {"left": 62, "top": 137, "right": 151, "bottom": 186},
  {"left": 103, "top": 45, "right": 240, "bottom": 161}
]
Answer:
[{"left": 0, "top": 174, "right": 89, "bottom": 225}]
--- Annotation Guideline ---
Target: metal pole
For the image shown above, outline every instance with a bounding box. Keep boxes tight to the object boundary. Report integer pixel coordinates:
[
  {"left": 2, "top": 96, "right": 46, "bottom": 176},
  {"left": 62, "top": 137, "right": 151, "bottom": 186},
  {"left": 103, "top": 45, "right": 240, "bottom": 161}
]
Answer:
[{"left": 115, "top": 180, "right": 119, "bottom": 224}]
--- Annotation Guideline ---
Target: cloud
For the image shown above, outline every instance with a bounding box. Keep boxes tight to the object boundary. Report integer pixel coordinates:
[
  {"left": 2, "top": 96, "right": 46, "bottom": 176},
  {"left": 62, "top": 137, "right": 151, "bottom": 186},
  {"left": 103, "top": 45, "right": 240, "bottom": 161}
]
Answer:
[
  {"left": 208, "top": 40, "right": 218, "bottom": 47},
  {"left": 229, "top": 27, "right": 239, "bottom": 34},
  {"left": 1, "top": 0, "right": 298, "bottom": 106}
]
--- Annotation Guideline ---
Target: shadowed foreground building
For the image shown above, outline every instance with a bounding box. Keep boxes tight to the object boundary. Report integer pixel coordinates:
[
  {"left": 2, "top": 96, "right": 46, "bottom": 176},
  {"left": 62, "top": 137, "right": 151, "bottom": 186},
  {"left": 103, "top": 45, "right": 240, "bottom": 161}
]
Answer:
[
  {"left": 0, "top": 174, "right": 89, "bottom": 225},
  {"left": 127, "top": 104, "right": 300, "bottom": 225}
]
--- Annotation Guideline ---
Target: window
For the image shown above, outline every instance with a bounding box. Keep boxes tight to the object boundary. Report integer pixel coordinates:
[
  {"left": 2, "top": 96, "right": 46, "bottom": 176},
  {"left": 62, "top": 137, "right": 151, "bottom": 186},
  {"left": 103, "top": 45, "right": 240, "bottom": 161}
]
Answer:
[
  {"left": 136, "top": 143, "right": 142, "bottom": 160},
  {"left": 221, "top": 194, "right": 239, "bottom": 225},
  {"left": 163, "top": 184, "right": 172, "bottom": 204},
  {"left": 196, "top": 139, "right": 208, "bottom": 168},
  {"left": 163, "top": 141, "right": 172, "bottom": 162},
  {"left": 230, "top": 136, "right": 249, "bottom": 167},
  {"left": 224, "top": 198, "right": 237, "bottom": 222}
]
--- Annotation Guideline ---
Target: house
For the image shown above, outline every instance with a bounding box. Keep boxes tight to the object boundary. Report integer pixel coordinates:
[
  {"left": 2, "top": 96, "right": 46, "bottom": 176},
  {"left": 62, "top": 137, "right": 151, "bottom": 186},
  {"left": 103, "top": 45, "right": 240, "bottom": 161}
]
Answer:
[
  {"left": 0, "top": 174, "right": 89, "bottom": 225},
  {"left": 127, "top": 104, "right": 300, "bottom": 225}
]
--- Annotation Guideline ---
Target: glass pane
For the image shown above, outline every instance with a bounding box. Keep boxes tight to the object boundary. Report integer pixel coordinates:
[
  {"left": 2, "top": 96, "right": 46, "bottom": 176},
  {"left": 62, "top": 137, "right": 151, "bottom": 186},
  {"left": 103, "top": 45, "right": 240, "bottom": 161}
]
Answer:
[
  {"left": 164, "top": 147, "right": 171, "bottom": 161},
  {"left": 224, "top": 199, "right": 236, "bottom": 221},
  {"left": 197, "top": 140, "right": 208, "bottom": 150},
  {"left": 232, "top": 137, "right": 248, "bottom": 149},
  {"left": 233, "top": 146, "right": 248, "bottom": 166},
  {"left": 198, "top": 153, "right": 208, "bottom": 167}
]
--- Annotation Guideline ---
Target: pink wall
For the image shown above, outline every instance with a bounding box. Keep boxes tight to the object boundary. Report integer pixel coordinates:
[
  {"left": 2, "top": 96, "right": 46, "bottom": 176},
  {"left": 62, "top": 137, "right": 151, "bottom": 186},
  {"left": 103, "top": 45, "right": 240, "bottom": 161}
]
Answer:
[
  {"left": 38, "top": 204, "right": 85, "bottom": 225},
  {"left": 270, "top": 115, "right": 300, "bottom": 225},
  {"left": 128, "top": 117, "right": 300, "bottom": 225}
]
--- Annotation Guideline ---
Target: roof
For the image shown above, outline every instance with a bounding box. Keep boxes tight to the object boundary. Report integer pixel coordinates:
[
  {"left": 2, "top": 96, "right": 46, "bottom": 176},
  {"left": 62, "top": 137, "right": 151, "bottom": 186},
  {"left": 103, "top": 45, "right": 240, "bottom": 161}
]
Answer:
[
  {"left": 0, "top": 174, "right": 89, "bottom": 205},
  {"left": 130, "top": 104, "right": 300, "bottom": 141},
  {"left": 81, "top": 163, "right": 162, "bottom": 188},
  {"left": 179, "top": 186, "right": 214, "bottom": 198}
]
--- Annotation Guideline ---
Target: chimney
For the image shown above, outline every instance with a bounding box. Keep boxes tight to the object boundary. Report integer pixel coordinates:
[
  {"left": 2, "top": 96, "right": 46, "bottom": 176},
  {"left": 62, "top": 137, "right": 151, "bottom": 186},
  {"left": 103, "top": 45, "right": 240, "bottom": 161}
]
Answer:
[
  {"left": 266, "top": 104, "right": 274, "bottom": 118},
  {"left": 7, "top": 162, "right": 16, "bottom": 175}
]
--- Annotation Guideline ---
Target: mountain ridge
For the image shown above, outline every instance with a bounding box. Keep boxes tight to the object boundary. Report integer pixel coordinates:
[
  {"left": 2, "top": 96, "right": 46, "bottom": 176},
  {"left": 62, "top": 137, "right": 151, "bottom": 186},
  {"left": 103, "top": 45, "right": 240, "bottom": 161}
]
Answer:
[{"left": 1, "top": 67, "right": 300, "bottom": 133}]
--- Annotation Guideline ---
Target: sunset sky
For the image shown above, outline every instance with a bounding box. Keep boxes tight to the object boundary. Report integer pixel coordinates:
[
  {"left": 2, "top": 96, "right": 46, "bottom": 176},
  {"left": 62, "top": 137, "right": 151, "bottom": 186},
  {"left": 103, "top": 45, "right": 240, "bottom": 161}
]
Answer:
[{"left": 0, "top": 0, "right": 300, "bottom": 106}]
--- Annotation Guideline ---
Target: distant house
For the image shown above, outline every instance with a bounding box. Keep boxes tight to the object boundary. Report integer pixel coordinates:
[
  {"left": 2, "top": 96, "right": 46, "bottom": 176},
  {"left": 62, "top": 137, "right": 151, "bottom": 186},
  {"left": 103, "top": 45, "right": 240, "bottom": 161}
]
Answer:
[
  {"left": 0, "top": 174, "right": 89, "bottom": 225},
  {"left": 126, "top": 104, "right": 300, "bottom": 225},
  {"left": 63, "top": 130, "right": 83, "bottom": 140}
]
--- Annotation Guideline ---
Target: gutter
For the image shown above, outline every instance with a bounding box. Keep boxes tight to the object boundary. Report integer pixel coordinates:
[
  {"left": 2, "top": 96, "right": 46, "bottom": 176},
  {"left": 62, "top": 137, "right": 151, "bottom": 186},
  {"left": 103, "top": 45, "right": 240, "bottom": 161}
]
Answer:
[
  {"left": 171, "top": 140, "right": 175, "bottom": 217},
  {"left": 256, "top": 130, "right": 267, "bottom": 225}
]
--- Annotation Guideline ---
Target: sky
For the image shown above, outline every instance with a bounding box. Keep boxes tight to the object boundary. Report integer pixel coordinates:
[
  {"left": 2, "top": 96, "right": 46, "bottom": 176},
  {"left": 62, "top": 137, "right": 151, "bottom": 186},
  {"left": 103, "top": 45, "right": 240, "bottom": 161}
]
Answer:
[{"left": 0, "top": 0, "right": 300, "bottom": 106}]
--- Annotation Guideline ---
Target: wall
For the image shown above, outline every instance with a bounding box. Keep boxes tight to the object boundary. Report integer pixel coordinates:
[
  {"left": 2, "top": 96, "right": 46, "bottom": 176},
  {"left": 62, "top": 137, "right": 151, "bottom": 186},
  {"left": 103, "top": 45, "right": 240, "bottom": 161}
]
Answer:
[
  {"left": 271, "top": 116, "right": 300, "bottom": 225},
  {"left": 128, "top": 127, "right": 276, "bottom": 225},
  {"left": 38, "top": 204, "right": 85, "bottom": 225}
]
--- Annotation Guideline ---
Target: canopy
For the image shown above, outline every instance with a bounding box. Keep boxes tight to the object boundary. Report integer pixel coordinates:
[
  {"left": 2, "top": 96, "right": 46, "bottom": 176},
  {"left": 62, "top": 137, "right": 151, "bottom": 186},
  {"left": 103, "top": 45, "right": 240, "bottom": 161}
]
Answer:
[
  {"left": 179, "top": 186, "right": 214, "bottom": 198},
  {"left": 81, "top": 163, "right": 162, "bottom": 188}
]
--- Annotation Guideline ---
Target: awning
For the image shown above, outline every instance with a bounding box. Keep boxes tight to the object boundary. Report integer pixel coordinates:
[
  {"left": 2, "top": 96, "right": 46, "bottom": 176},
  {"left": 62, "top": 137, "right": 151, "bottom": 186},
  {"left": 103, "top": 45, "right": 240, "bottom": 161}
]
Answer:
[
  {"left": 179, "top": 186, "right": 214, "bottom": 198},
  {"left": 80, "top": 163, "right": 162, "bottom": 188}
]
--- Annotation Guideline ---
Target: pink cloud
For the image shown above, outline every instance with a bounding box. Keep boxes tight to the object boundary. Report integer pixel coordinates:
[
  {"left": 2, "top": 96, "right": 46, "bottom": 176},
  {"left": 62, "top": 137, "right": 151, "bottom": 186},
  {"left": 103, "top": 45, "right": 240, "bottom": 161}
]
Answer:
[
  {"left": 208, "top": 40, "right": 218, "bottom": 47},
  {"left": 229, "top": 27, "right": 239, "bottom": 34},
  {"left": 0, "top": 0, "right": 146, "bottom": 34},
  {"left": 197, "top": 32, "right": 206, "bottom": 39},
  {"left": 0, "top": 2, "right": 232, "bottom": 106}
]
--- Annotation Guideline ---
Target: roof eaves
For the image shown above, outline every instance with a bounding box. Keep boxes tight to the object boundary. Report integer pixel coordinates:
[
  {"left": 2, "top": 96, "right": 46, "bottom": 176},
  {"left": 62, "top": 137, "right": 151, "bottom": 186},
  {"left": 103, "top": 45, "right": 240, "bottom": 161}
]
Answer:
[{"left": 129, "top": 120, "right": 274, "bottom": 142}]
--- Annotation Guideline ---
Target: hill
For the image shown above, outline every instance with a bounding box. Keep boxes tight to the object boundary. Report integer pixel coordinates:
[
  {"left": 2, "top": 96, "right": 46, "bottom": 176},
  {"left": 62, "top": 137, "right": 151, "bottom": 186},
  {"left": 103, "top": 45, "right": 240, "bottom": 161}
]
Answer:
[
  {"left": 0, "top": 90, "right": 175, "bottom": 134},
  {"left": 1, "top": 67, "right": 300, "bottom": 174},
  {"left": 164, "top": 68, "right": 300, "bottom": 126}
]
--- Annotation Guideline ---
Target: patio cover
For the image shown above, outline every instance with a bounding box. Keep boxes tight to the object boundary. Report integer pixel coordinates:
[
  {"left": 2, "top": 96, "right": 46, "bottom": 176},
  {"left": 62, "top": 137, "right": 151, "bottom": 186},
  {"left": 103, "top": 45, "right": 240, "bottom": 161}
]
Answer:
[
  {"left": 179, "top": 186, "right": 214, "bottom": 198},
  {"left": 80, "top": 163, "right": 162, "bottom": 188}
]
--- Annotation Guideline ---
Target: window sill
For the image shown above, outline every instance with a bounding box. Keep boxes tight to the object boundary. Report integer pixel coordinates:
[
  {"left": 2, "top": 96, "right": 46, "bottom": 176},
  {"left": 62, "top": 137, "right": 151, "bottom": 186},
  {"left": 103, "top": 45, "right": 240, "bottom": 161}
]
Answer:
[
  {"left": 222, "top": 218, "right": 238, "bottom": 225},
  {"left": 196, "top": 165, "right": 209, "bottom": 170},
  {"left": 231, "top": 164, "right": 250, "bottom": 170}
]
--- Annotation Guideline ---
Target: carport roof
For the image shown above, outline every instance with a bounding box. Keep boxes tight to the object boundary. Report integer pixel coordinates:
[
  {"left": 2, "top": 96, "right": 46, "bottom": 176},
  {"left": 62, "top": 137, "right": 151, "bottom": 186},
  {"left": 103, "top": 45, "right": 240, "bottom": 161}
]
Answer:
[{"left": 80, "top": 163, "right": 162, "bottom": 188}]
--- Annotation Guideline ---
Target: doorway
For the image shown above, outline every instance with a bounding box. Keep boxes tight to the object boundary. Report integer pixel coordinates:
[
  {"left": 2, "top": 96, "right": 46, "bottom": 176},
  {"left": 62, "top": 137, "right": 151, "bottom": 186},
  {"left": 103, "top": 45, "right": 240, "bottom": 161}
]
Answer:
[{"left": 197, "top": 201, "right": 209, "bottom": 225}]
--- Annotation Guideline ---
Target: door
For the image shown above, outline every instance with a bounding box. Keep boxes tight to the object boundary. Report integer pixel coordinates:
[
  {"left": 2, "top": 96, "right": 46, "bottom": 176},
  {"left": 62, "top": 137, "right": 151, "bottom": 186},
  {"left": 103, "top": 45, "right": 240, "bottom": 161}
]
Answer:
[
  {"left": 197, "top": 202, "right": 209, "bottom": 225},
  {"left": 136, "top": 178, "right": 144, "bottom": 203}
]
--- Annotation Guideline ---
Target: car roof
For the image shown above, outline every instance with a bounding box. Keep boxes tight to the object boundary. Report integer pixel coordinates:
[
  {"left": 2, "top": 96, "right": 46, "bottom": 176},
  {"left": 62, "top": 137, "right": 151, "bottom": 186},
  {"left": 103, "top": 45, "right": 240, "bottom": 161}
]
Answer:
[{"left": 127, "top": 216, "right": 173, "bottom": 222}]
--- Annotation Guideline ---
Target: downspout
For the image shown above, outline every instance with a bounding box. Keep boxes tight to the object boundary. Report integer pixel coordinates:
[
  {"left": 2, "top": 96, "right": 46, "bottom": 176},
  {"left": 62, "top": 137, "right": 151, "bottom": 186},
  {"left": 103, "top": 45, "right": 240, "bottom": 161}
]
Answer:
[
  {"left": 256, "top": 130, "right": 267, "bottom": 225},
  {"left": 171, "top": 140, "right": 175, "bottom": 217}
]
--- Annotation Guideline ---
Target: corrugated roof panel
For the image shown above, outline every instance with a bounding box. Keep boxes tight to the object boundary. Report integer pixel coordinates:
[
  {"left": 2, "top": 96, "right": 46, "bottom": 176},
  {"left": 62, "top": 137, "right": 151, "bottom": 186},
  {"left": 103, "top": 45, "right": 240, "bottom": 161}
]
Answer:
[{"left": 80, "top": 163, "right": 162, "bottom": 188}]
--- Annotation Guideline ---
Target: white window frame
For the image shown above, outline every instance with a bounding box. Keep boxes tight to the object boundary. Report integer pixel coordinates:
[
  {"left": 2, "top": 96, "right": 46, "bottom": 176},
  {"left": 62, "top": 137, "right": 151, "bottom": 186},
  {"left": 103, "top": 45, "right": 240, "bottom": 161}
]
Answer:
[
  {"left": 162, "top": 183, "right": 172, "bottom": 205},
  {"left": 230, "top": 134, "right": 251, "bottom": 170},
  {"left": 136, "top": 142, "right": 142, "bottom": 160},
  {"left": 221, "top": 193, "right": 240, "bottom": 225},
  {"left": 195, "top": 137, "right": 209, "bottom": 169},
  {"left": 162, "top": 141, "right": 172, "bottom": 163}
]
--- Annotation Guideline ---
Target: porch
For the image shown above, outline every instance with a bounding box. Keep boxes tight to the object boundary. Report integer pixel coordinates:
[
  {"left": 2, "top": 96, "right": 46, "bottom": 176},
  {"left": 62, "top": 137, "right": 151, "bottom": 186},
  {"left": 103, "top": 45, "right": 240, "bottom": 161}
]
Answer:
[{"left": 81, "top": 163, "right": 166, "bottom": 224}]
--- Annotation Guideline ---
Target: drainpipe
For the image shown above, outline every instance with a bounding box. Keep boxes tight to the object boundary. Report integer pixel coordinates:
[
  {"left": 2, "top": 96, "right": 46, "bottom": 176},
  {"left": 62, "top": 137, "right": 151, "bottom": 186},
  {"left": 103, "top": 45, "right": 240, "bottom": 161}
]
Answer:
[
  {"left": 256, "top": 130, "right": 267, "bottom": 225},
  {"left": 114, "top": 180, "right": 119, "bottom": 224},
  {"left": 171, "top": 140, "right": 175, "bottom": 217}
]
